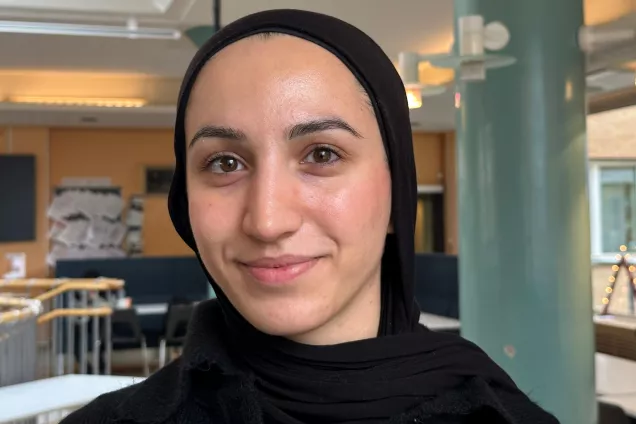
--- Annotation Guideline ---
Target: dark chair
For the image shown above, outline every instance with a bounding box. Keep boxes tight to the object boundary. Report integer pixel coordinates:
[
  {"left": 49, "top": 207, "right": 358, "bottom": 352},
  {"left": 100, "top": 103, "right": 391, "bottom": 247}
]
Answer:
[
  {"left": 599, "top": 401, "right": 630, "bottom": 424},
  {"left": 414, "top": 253, "right": 459, "bottom": 319},
  {"left": 158, "top": 303, "right": 194, "bottom": 367},
  {"left": 111, "top": 308, "right": 149, "bottom": 376}
]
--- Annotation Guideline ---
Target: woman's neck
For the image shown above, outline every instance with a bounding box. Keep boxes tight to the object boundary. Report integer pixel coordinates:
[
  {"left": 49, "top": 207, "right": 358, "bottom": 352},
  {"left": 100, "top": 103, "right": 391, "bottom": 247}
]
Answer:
[{"left": 287, "top": 276, "right": 382, "bottom": 346}]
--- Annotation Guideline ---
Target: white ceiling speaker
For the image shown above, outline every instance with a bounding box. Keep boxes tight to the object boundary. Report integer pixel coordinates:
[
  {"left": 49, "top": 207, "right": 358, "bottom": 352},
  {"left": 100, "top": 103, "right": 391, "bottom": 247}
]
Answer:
[
  {"left": 483, "top": 21, "right": 511, "bottom": 51},
  {"left": 398, "top": 15, "right": 516, "bottom": 107},
  {"left": 416, "top": 15, "right": 516, "bottom": 82}
]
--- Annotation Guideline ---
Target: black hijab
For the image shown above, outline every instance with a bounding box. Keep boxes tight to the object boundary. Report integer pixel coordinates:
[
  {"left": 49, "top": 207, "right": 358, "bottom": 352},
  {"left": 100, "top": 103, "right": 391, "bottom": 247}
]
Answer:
[{"left": 168, "top": 9, "right": 553, "bottom": 424}]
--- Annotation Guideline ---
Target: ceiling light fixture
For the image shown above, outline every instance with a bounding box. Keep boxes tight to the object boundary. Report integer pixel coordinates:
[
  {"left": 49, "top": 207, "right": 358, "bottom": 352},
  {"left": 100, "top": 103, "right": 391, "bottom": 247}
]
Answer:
[
  {"left": 0, "top": 20, "right": 181, "bottom": 40},
  {"left": 405, "top": 86, "right": 423, "bottom": 109},
  {"left": 7, "top": 96, "right": 147, "bottom": 108},
  {"left": 403, "top": 16, "right": 515, "bottom": 84},
  {"left": 399, "top": 52, "right": 447, "bottom": 109}
]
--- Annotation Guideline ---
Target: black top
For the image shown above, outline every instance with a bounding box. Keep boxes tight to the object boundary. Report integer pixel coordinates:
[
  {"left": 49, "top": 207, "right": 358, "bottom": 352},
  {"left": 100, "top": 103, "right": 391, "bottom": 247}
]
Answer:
[
  {"left": 65, "top": 9, "right": 559, "bottom": 424},
  {"left": 62, "top": 300, "right": 558, "bottom": 424}
]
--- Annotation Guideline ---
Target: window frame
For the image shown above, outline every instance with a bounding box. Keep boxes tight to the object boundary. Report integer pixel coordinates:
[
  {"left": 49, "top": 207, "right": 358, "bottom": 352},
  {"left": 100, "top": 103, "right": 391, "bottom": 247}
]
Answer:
[{"left": 589, "top": 160, "right": 636, "bottom": 264}]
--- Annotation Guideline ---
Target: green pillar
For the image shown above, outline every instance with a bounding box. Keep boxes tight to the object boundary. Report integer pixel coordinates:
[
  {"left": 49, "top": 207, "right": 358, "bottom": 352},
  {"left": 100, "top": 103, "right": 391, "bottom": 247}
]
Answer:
[{"left": 454, "top": 1, "right": 596, "bottom": 423}]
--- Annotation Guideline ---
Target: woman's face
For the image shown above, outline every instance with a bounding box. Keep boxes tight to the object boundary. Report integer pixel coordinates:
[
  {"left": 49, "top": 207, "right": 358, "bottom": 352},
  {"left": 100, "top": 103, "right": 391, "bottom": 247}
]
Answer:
[{"left": 185, "top": 34, "right": 392, "bottom": 345}]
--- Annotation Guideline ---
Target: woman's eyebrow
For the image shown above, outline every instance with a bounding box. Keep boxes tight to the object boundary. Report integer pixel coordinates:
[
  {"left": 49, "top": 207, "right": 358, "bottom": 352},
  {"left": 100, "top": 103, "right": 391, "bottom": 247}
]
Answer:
[
  {"left": 288, "top": 118, "right": 362, "bottom": 139},
  {"left": 189, "top": 125, "right": 247, "bottom": 149},
  {"left": 189, "top": 117, "right": 362, "bottom": 149}
]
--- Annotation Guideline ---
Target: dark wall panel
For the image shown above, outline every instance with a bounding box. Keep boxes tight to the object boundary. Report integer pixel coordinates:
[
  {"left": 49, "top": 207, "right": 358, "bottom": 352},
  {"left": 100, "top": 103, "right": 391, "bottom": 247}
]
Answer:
[{"left": 0, "top": 155, "right": 36, "bottom": 242}]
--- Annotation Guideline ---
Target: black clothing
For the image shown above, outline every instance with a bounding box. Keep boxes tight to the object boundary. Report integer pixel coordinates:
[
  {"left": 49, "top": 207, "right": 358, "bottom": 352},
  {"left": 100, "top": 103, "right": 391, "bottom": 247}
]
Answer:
[
  {"left": 63, "top": 301, "right": 557, "bottom": 424},
  {"left": 63, "top": 8, "right": 558, "bottom": 424}
]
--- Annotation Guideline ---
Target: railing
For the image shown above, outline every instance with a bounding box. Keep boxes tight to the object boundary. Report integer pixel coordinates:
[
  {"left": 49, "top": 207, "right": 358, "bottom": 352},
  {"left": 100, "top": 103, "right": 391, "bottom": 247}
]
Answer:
[
  {"left": 0, "top": 278, "right": 124, "bottom": 388},
  {"left": 0, "top": 296, "right": 42, "bottom": 387}
]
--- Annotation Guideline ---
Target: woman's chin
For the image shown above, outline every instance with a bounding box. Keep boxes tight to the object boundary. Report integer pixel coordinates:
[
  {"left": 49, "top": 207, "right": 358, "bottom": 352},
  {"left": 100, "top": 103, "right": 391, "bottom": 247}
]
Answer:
[{"left": 243, "top": 306, "right": 333, "bottom": 342}]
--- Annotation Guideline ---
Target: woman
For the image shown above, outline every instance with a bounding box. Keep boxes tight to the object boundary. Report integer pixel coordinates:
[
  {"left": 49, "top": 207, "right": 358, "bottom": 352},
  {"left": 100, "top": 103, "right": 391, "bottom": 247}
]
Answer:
[{"left": 63, "top": 9, "right": 558, "bottom": 423}]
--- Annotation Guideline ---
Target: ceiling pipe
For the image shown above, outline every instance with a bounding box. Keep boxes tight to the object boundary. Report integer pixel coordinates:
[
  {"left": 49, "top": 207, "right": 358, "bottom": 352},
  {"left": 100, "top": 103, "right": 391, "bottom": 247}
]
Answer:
[
  {"left": 213, "top": 0, "right": 221, "bottom": 32},
  {"left": 0, "top": 19, "right": 181, "bottom": 39}
]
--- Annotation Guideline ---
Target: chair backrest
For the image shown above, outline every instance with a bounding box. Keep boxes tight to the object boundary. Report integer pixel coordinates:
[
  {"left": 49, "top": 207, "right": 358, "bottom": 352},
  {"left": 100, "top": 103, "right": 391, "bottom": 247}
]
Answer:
[
  {"left": 414, "top": 253, "right": 459, "bottom": 318},
  {"left": 111, "top": 308, "right": 143, "bottom": 344},
  {"left": 164, "top": 304, "right": 194, "bottom": 344},
  {"left": 598, "top": 401, "right": 630, "bottom": 424}
]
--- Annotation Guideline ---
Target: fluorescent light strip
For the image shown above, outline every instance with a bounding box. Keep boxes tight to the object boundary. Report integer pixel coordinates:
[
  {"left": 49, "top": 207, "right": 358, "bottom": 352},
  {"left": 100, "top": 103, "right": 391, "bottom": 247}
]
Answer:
[
  {"left": 8, "top": 96, "right": 147, "bottom": 108},
  {"left": 0, "top": 20, "right": 181, "bottom": 40}
]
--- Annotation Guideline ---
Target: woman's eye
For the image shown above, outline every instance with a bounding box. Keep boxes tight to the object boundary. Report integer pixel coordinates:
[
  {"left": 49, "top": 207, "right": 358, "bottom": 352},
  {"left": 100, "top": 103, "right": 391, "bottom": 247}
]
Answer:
[
  {"left": 303, "top": 147, "right": 340, "bottom": 165},
  {"left": 208, "top": 155, "right": 245, "bottom": 174}
]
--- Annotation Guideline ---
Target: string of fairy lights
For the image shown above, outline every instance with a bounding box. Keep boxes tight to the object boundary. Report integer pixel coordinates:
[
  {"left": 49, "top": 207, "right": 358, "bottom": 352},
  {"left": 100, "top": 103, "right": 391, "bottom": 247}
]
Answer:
[{"left": 600, "top": 244, "right": 636, "bottom": 315}]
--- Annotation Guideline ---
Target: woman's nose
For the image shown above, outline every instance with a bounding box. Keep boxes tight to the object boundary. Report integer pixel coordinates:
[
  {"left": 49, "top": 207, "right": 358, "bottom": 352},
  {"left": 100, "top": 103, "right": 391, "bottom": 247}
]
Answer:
[{"left": 241, "top": 167, "right": 302, "bottom": 243}]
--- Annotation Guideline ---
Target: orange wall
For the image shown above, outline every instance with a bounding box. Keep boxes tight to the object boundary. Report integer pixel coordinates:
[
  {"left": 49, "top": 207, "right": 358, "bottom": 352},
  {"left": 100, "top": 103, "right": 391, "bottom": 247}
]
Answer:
[
  {"left": 412, "top": 132, "right": 444, "bottom": 185},
  {"left": 49, "top": 128, "right": 192, "bottom": 258},
  {"left": 0, "top": 127, "right": 50, "bottom": 277},
  {"left": 142, "top": 195, "right": 192, "bottom": 257},
  {"left": 50, "top": 128, "right": 174, "bottom": 203}
]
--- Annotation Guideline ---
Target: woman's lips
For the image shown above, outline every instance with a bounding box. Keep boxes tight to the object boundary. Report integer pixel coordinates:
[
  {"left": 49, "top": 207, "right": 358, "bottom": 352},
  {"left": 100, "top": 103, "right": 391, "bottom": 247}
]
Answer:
[{"left": 239, "top": 255, "right": 320, "bottom": 285}]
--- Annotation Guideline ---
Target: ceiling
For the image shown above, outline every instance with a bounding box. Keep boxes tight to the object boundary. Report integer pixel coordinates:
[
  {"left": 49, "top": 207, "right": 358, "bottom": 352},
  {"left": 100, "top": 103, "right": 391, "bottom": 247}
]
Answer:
[
  {"left": 0, "top": 0, "right": 634, "bottom": 130},
  {"left": 0, "top": 0, "right": 210, "bottom": 77},
  {"left": 0, "top": 0, "right": 454, "bottom": 78}
]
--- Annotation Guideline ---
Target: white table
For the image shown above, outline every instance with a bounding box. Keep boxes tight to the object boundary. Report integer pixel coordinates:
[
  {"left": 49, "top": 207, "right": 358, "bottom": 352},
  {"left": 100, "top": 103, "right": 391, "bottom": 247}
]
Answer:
[
  {"left": 419, "top": 313, "right": 461, "bottom": 331},
  {"left": 0, "top": 374, "right": 144, "bottom": 422},
  {"left": 596, "top": 353, "right": 636, "bottom": 396},
  {"left": 134, "top": 303, "right": 168, "bottom": 315}
]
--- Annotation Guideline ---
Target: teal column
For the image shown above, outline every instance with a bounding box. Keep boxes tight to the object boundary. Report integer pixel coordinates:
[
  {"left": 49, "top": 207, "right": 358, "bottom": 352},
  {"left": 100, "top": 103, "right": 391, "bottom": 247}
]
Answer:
[{"left": 454, "top": 1, "right": 596, "bottom": 423}]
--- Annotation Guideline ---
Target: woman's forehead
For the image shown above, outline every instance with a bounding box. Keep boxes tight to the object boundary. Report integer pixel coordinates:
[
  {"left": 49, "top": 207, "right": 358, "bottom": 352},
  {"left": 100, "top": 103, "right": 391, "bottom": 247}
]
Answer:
[
  {"left": 190, "top": 35, "right": 363, "bottom": 103},
  {"left": 185, "top": 34, "right": 373, "bottom": 132}
]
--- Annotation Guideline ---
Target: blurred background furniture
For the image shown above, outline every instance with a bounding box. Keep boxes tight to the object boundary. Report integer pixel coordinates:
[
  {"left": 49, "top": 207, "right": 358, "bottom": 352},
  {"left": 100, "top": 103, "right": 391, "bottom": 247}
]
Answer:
[
  {"left": 111, "top": 308, "right": 150, "bottom": 376},
  {"left": 413, "top": 253, "right": 459, "bottom": 320},
  {"left": 56, "top": 256, "right": 210, "bottom": 348},
  {"left": 598, "top": 401, "right": 633, "bottom": 424},
  {"left": 158, "top": 301, "right": 194, "bottom": 367}
]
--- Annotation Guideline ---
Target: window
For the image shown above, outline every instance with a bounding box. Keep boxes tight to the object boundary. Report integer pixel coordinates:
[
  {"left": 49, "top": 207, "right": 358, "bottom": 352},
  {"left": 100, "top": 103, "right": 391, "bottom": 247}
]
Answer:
[
  {"left": 600, "top": 167, "right": 636, "bottom": 252},
  {"left": 590, "top": 162, "right": 636, "bottom": 259}
]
